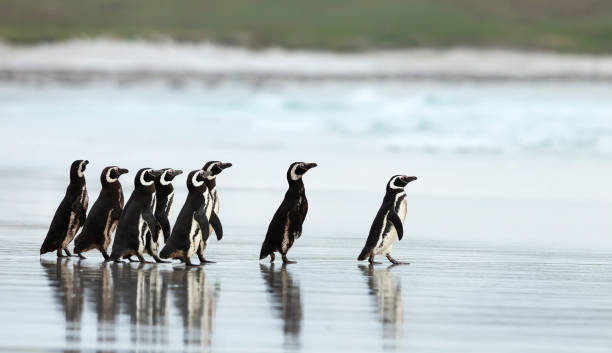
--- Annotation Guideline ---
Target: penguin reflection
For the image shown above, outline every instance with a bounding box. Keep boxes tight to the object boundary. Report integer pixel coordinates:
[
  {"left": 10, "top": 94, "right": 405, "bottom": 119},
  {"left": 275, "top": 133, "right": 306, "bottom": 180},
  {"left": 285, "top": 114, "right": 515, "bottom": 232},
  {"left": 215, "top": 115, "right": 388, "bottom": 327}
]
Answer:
[
  {"left": 40, "top": 259, "right": 83, "bottom": 348},
  {"left": 260, "top": 263, "right": 302, "bottom": 348},
  {"left": 41, "top": 260, "right": 171, "bottom": 349},
  {"left": 359, "top": 264, "right": 403, "bottom": 349},
  {"left": 163, "top": 266, "right": 218, "bottom": 348},
  {"left": 110, "top": 264, "right": 169, "bottom": 346}
]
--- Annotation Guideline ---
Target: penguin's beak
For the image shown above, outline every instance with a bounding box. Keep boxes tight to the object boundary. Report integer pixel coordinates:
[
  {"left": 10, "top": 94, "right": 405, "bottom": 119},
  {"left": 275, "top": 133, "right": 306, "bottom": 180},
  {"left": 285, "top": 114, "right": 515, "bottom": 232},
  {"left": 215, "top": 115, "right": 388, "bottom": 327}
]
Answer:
[
  {"left": 118, "top": 168, "right": 129, "bottom": 175},
  {"left": 151, "top": 169, "right": 163, "bottom": 177},
  {"left": 304, "top": 163, "right": 317, "bottom": 171},
  {"left": 171, "top": 169, "right": 183, "bottom": 177},
  {"left": 220, "top": 162, "right": 232, "bottom": 170},
  {"left": 84, "top": 160, "right": 89, "bottom": 165},
  {"left": 403, "top": 176, "right": 417, "bottom": 183}
]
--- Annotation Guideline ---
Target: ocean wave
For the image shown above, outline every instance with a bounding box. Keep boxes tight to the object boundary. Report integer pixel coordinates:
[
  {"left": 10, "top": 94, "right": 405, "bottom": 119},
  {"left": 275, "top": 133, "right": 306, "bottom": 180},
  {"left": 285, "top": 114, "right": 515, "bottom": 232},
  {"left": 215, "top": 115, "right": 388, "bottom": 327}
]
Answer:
[{"left": 2, "top": 38, "right": 612, "bottom": 80}]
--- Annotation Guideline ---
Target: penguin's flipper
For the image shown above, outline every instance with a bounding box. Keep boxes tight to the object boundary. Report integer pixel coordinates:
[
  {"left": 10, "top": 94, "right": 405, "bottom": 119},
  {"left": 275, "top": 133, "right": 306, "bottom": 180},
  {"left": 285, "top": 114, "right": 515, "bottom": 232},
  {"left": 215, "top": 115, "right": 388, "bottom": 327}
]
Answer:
[
  {"left": 388, "top": 211, "right": 404, "bottom": 240},
  {"left": 111, "top": 208, "right": 122, "bottom": 221},
  {"left": 142, "top": 210, "right": 160, "bottom": 237},
  {"left": 194, "top": 209, "right": 211, "bottom": 242},
  {"left": 71, "top": 201, "right": 86, "bottom": 224},
  {"left": 289, "top": 207, "right": 303, "bottom": 236},
  {"left": 159, "top": 217, "right": 171, "bottom": 242},
  {"left": 209, "top": 212, "right": 223, "bottom": 240}
]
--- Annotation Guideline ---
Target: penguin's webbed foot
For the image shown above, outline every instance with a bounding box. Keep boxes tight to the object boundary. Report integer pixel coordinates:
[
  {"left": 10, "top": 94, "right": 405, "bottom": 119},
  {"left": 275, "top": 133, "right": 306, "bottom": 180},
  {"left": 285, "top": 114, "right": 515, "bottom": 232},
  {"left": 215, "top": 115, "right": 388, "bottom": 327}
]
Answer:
[
  {"left": 386, "top": 254, "right": 409, "bottom": 265},
  {"left": 198, "top": 254, "right": 215, "bottom": 264},
  {"left": 282, "top": 254, "right": 297, "bottom": 264},
  {"left": 152, "top": 255, "right": 170, "bottom": 264},
  {"left": 64, "top": 248, "right": 74, "bottom": 257}
]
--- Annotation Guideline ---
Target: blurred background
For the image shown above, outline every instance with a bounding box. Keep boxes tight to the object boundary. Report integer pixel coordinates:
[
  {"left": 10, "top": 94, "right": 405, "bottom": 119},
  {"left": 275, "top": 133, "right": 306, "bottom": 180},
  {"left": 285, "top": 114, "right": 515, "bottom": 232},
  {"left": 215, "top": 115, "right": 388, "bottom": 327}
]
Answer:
[
  {"left": 1, "top": 0, "right": 611, "bottom": 249},
  {"left": 1, "top": 2, "right": 612, "bottom": 353}
]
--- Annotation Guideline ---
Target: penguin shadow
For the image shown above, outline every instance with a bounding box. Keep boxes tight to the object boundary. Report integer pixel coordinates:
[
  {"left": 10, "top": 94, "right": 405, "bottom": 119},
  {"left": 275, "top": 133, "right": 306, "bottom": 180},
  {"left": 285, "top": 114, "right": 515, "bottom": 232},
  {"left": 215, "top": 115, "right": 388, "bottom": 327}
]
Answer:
[
  {"left": 108, "top": 263, "right": 170, "bottom": 347},
  {"left": 40, "top": 258, "right": 84, "bottom": 353},
  {"left": 358, "top": 264, "right": 404, "bottom": 351},
  {"left": 259, "top": 263, "right": 303, "bottom": 348},
  {"left": 161, "top": 266, "right": 219, "bottom": 347}
]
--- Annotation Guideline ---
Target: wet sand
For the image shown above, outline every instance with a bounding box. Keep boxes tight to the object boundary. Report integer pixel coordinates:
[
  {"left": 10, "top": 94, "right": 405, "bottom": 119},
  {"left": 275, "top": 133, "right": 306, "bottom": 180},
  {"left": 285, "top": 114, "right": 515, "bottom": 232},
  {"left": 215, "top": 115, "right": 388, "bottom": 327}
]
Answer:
[{"left": 0, "top": 227, "right": 610, "bottom": 352}]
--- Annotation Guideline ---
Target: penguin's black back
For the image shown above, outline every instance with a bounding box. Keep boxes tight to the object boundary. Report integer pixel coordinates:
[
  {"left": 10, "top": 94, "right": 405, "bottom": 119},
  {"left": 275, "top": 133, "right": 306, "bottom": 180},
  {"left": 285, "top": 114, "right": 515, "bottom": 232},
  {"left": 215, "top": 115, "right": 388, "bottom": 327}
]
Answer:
[
  {"left": 160, "top": 190, "right": 205, "bottom": 257},
  {"left": 358, "top": 191, "right": 399, "bottom": 261},
  {"left": 74, "top": 182, "right": 124, "bottom": 252},
  {"left": 110, "top": 188, "right": 153, "bottom": 258},
  {"left": 41, "top": 185, "right": 80, "bottom": 253},
  {"left": 259, "top": 182, "right": 308, "bottom": 259}
]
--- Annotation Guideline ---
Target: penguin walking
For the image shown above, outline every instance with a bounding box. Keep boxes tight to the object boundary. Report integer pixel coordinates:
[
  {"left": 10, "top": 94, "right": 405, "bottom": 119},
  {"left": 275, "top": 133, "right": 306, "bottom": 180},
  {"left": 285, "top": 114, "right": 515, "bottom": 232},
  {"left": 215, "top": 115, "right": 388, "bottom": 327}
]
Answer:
[
  {"left": 196, "top": 161, "right": 231, "bottom": 263},
  {"left": 358, "top": 175, "right": 417, "bottom": 265},
  {"left": 40, "top": 160, "right": 89, "bottom": 257},
  {"left": 144, "top": 168, "right": 183, "bottom": 263},
  {"left": 109, "top": 168, "right": 163, "bottom": 263},
  {"left": 73, "top": 166, "right": 129, "bottom": 259},
  {"left": 259, "top": 162, "right": 317, "bottom": 264},
  {"left": 160, "top": 170, "right": 220, "bottom": 266}
]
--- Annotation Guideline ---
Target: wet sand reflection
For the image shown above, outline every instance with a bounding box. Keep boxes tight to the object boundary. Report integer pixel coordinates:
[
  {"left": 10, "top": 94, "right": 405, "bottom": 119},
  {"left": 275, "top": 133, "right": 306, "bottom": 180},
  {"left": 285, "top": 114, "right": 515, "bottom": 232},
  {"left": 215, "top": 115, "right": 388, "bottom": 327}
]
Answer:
[
  {"left": 260, "top": 263, "right": 303, "bottom": 348},
  {"left": 359, "top": 264, "right": 404, "bottom": 351},
  {"left": 41, "top": 259, "right": 218, "bottom": 351}
]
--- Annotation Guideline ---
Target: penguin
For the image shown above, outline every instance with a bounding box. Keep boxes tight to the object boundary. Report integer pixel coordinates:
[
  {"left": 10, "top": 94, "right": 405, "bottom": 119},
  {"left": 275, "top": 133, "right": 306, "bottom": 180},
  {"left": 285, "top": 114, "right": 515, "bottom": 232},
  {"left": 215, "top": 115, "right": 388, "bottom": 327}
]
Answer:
[
  {"left": 109, "top": 168, "right": 163, "bottom": 263},
  {"left": 259, "top": 162, "right": 317, "bottom": 264},
  {"left": 358, "top": 175, "right": 417, "bottom": 265},
  {"left": 160, "top": 170, "right": 220, "bottom": 266},
  {"left": 73, "top": 166, "right": 129, "bottom": 260},
  {"left": 40, "top": 160, "right": 90, "bottom": 257},
  {"left": 143, "top": 168, "right": 183, "bottom": 263},
  {"left": 195, "top": 161, "right": 231, "bottom": 263}
]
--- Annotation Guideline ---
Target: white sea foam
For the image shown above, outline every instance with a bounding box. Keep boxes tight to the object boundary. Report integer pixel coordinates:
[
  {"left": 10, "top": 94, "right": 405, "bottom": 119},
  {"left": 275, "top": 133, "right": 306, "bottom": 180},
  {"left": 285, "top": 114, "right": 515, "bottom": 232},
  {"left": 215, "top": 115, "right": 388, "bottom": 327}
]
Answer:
[{"left": 2, "top": 38, "right": 612, "bottom": 79}]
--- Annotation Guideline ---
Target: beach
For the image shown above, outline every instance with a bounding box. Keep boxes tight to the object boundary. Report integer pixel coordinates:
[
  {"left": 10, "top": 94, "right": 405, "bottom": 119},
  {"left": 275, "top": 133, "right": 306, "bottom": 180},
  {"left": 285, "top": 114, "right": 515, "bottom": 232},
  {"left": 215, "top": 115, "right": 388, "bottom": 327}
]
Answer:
[{"left": 1, "top": 41, "right": 612, "bottom": 352}]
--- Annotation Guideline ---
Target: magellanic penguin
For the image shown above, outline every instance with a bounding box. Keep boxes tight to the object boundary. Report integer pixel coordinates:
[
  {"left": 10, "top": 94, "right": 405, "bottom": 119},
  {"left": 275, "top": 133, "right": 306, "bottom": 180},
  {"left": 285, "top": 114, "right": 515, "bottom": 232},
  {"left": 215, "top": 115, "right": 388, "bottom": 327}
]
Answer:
[
  {"left": 259, "top": 162, "right": 317, "bottom": 264},
  {"left": 73, "top": 166, "right": 129, "bottom": 259},
  {"left": 196, "top": 161, "right": 231, "bottom": 263},
  {"left": 109, "top": 168, "right": 163, "bottom": 263},
  {"left": 160, "top": 170, "right": 218, "bottom": 266},
  {"left": 144, "top": 168, "right": 183, "bottom": 263},
  {"left": 40, "top": 160, "right": 90, "bottom": 257},
  {"left": 358, "top": 175, "right": 417, "bottom": 265}
]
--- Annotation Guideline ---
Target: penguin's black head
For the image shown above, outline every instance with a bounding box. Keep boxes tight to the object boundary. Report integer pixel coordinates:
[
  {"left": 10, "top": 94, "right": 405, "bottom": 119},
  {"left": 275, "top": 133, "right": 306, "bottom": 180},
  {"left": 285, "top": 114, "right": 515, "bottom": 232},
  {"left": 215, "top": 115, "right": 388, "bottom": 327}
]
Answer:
[
  {"left": 101, "top": 166, "right": 129, "bottom": 186},
  {"left": 70, "top": 159, "right": 89, "bottom": 182},
  {"left": 387, "top": 175, "right": 417, "bottom": 192},
  {"left": 157, "top": 168, "right": 183, "bottom": 186},
  {"left": 202, "top": 161, "right": 233, "bottom": 178},
  {"left": 287, "top": 162, "right": 317, "bottom": 182},
  {"left": 135, "top": 168, "right": 163, "bottom": 190},
  {"left": 186, "top": 169, "right": 212, "bottom": 191}
]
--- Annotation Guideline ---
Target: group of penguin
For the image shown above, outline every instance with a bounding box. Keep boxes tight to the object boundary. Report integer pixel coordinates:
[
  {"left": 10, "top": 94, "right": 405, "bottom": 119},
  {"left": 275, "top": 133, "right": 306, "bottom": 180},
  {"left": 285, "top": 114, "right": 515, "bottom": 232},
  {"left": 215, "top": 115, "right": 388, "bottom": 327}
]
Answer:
[{"left": 40, "top": 160, "right": 417, "bottom": 266}]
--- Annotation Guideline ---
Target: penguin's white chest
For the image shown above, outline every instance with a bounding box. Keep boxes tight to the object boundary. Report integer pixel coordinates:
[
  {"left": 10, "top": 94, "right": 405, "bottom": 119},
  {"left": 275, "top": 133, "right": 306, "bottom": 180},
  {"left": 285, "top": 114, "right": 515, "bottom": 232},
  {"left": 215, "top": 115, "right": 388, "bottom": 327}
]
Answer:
[
  {"left": 165, "top": 192, "right": 174, "bottom": 219},
  {"left": 375, "top": 193, "right": 407, "bottom": 255},
  {"left": 188, "top": 216, "right": 202, "bottom": 256},
  {"left": 137, "top": 214, "right": 148, "bottom": 252}
]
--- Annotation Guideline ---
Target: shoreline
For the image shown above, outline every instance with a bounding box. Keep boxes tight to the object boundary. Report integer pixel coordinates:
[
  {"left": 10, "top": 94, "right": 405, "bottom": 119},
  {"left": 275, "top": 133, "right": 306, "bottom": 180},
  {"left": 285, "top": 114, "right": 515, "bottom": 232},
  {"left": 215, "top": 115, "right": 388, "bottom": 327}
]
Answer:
[{"left": 3, "top": 39, "right": 612, "bottom": 82}]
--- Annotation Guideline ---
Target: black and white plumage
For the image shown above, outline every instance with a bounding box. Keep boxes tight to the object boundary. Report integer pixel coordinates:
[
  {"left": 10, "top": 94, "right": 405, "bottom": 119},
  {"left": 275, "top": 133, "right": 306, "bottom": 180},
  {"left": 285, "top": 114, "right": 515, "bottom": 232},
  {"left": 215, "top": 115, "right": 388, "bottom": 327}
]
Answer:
[
  {"left": 109, "top": 168, "right": 163, "bottom": 263},
  {"left": 196, "top": 161, "right": 231, "bottom": 263},
  {"left": 144, "top": 168, "right": 183, "bottom": 263},
  {"left": 358, "top": 175, "right": 417, "bottom": 265},
  {"left": 40, "top": 160, "right": 90, "bottom": 257},
  {"left": 73, "top": 166, "right": 129, "bottom": 260},
  {"left": 160, "top": 170, "right": 218, "bottom": 266},
  {"left": 259, "top": 162, "right": 317, "bottom": 264}
]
